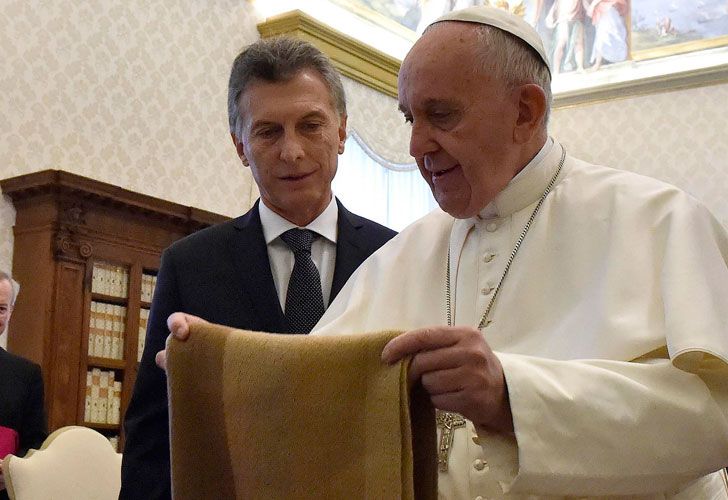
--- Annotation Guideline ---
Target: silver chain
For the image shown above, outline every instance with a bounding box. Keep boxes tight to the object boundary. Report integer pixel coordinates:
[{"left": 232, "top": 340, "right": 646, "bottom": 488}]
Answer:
[{"left": 446, "top": 145, "right": 566, "bottom": 329}]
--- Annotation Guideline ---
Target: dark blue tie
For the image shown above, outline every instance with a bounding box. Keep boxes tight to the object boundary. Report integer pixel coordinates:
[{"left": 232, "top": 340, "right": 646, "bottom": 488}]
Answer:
[{"left": 280, "top": 229, "right": 325, "bottom": 334}]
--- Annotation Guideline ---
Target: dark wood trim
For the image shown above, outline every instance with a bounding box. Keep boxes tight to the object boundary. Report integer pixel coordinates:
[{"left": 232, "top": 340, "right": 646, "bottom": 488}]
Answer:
[{"left": 2, "top": 169, "right": 230, "bottom": 445}]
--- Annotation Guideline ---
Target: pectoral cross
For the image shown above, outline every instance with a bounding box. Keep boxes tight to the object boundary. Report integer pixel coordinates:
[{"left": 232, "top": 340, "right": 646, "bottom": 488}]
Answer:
[{"left": 435, "top": 410, "right": 466, "bottom": 472}]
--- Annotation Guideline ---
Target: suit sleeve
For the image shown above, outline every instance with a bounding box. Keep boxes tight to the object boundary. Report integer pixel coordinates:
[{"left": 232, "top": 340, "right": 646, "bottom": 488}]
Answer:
[
  {"left": 120, "top": 249, "right": 181, "bottom": 500},
  {"left": 17, "top": 363, "right": 47, "bottom": 456}
]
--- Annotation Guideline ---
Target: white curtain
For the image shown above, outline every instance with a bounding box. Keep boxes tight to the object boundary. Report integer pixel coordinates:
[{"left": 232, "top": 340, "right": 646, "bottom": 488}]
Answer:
[{"left": 333, "top": 131, "right": 438, "bottom": 231}]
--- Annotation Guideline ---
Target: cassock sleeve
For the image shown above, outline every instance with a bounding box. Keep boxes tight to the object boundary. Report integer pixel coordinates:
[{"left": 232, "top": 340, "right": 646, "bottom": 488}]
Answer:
[
  {"left": 479, "top": 198, "right": 728, "bottom": 497},
  {"left": 479, "top": 354, "right": 728, "bottom": 496}
]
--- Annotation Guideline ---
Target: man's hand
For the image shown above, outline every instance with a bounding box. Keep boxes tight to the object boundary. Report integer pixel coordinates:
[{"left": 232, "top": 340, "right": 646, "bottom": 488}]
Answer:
[
  {"left": 155, "top": 313, "right": 208, "bottom": 371},
  {"left": 381, "top": 326, "right": 513, "bottom": 433}
]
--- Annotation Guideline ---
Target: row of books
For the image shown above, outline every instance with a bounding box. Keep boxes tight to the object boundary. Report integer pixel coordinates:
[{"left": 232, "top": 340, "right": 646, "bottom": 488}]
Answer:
[
  {"left": 92, "top": 262, "right": 129, "bottom": 298},
  {"left": 141, "top": 273, "right": 157, "bottom": 303},
  {"left": 84, "top": 369, "right": 122, "bottom": 425},
  {"left": 88, "top": 302, "right": 126, "bottom": 360}
]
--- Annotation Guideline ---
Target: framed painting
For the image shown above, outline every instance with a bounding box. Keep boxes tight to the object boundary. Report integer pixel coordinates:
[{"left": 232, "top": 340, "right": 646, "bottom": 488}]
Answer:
[
  {"left": 631, "top": 0, "right": 728, "bottom": 60},
  {"left": 325, "top": 0, "right": 728, "bottom": 105}
]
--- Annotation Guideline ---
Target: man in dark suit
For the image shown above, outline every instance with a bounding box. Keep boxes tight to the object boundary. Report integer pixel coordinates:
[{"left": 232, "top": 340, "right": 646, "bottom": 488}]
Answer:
[
  {"left": 0, "top": 272, "right": 48, "bottom": 500},
  {"left": 120, "top": 37, "right": 396, "bottom": 499}
]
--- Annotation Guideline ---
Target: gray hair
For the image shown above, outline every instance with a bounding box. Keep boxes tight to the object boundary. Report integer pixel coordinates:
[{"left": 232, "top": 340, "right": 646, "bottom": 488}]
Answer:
[
  {"left": 0, "top": 270, "right": 17, "bottom": 305},
  {"left": 426, "top": 22, "right": 552, "bottom": 126},
  {"left": 227, "top": 37, "right": 347, "bottom": 140}
]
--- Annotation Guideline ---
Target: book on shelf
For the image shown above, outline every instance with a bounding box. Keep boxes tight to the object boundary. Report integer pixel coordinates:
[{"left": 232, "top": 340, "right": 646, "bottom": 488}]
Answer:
[
  {"left": 84, "top": 371, "right": 92, "bottom": 422},
  {"left": 109, "top": 381, "right": 122, "bottom": 425},
  {"left": 138, "top": 308, "right": 149, "bottom": 362},
  {"left": 88, "top": 301, "right": 126, "bottom": 360},
  {"left": 141, "top": 273, "right": 157, "bottom": 303},
  {"left": 98, "top": 371, "right": 109, "bottom": 425},
  {"left": 91, "top": 262, "right": 130, "bottom": 298},
  {"left": 84, "top": 368, "right": 122, "bottom": 425}
]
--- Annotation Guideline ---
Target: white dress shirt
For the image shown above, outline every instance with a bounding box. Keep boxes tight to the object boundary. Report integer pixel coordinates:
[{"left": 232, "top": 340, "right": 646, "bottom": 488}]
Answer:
[{"left": 259, "top": 197, "right": 338, "bottom": 311}]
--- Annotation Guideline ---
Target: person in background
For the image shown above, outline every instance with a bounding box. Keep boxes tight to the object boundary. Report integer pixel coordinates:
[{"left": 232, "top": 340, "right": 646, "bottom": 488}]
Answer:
[
  {"left": 120, "top": 37, "right": 396, "bottom": 499},
  {"left": 0, "top": 271, "right": 48, "bottom": 500}
]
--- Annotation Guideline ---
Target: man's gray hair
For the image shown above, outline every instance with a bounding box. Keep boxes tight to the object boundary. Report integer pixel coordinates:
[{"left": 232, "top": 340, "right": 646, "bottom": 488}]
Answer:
[
  {"left": 0, "top": 270, "right": 18, "bottom": 305},
  {"left": 474, "top": 24, "right": 552, "bottom": 125},
  {"left": 227, "top": 37, "right": 347, "bottom": 140},
  {"left": 426, "top": 22, "right": 552, "bottom": 126}
]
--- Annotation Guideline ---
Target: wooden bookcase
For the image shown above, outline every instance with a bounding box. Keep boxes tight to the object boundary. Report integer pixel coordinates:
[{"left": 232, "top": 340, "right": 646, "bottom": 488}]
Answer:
[{"left": 1, "top": 170, "right": 228, "bottom": 448}]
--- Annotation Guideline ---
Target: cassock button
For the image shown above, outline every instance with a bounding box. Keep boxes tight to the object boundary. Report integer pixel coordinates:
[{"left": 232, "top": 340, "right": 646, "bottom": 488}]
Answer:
[
  {"left": 480, "top": 286, "right": 493, "bottom": 295},
  {"left": 474, "top": 496, "right": 484, "bottom": 500},
  {"left": 483, "top": 252, "right": 495, "bottom": 263},
  {"left": 473, "top": 459, "right": 486, "bottom": 471},
  {"left": 485, "top": 222, "right": 498, "bottom": 232}
]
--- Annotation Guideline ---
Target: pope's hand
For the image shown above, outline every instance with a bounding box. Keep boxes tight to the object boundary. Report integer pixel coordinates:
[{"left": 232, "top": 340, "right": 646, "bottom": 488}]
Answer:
[
  {"left": 155, "top": 312, "right": 208, "bottom": 371},
  {"left": 381, "top": 326, "right": 513, "bottom": 433}
]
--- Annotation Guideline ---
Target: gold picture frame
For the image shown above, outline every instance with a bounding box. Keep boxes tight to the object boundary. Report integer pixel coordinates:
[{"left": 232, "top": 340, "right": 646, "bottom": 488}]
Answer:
[{"left": 257, "top": 2, "right": 728, "bottom": 107}]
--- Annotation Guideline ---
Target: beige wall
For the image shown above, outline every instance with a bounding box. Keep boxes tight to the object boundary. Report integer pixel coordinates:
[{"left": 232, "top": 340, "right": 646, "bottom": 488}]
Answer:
[
  {"left": 550, "top": 82, "right": 728, "bottom": 229},
  {"left": 3, "top": 0, "right": 728, "bottom": 292},
  {"left": 0, "top": 0, "right": 262, "bottom": 276}
]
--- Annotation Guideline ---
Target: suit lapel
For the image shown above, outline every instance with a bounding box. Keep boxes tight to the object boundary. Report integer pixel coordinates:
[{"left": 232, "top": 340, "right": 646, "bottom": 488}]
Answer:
[
  {"left": 331, "top": 199, "right": 368, "bottom": 303},
  {"left": 230, "top": 202, "right": 287, "bottom": 333}
]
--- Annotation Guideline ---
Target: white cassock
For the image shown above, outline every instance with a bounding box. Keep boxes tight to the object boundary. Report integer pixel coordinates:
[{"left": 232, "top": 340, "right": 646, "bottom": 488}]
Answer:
[{"left": 314, "top": 139, "right": 728, "bottom": 499}]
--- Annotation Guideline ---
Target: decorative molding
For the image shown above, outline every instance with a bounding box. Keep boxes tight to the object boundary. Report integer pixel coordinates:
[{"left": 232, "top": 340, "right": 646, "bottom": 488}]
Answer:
[
  {"left": 54, "top": 231, "right": 94, "bottom": 263},
  {"left": 257, "top": 10, "right": 400, "bottom": 98},
  {"left": 60, "top": 202, "right": 86, "bottom": 228},
  {"left": 632, "top": 35, "right": 728, "bottom": 62},
  {"left": 553, "top": 62, "right": 728, "bottom": 109},
  {"left": 54, "top": 201, "right": 94, "bottom": 263},
  {"left": 0, "top": 170, "right": 228, "bottom": 232},
  {"left": 1, "top": 169, "right": 230, "bottom": 262}
]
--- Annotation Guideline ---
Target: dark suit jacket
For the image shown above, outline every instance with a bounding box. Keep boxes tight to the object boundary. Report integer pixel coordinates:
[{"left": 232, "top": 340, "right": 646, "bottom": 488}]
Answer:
[
  {"left": 0, "top": 348, "right": 48, "bottom": 500},
  {"left": 0, "top": 348, "right": 47, "bottom": 456},
  {"left": 120, "top": 199, "right": 395, "bottom": 499}
]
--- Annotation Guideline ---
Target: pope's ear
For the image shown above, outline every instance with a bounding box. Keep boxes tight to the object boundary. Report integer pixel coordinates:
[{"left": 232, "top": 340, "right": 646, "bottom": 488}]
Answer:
[
  {"left": 231, "top": 133, "right": 249, "bottom": 167},
  {"left": 513, "top": 84, "right": 547, "bottom": 144}
]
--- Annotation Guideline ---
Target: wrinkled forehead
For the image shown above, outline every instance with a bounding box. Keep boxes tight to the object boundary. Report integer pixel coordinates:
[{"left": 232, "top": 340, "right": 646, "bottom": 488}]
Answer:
[
  {"left": 398, "top": 23, "right": 482, "bottom": 100},
  {"left": 404, "top": 24, "right": 473, "bottom": 68},
  {"left": 239, "top": 71, "right": 340, "bottom": 121}
]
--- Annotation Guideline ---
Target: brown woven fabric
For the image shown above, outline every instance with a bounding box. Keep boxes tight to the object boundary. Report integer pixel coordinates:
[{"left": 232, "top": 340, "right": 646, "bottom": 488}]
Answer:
[{"left": 166, "top": 323, "right": 437, "bottom": 499}]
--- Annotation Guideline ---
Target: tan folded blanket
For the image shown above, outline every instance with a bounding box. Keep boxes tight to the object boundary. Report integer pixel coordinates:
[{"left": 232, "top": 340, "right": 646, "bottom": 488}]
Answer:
[{"left": 166, "top": 323, "right": 437, "bottom": 499}]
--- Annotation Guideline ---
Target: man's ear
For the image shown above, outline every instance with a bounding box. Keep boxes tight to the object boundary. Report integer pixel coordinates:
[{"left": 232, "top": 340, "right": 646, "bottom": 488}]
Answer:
[
  {"left": 513, "top": 84, "right": 547, "bottom": 145},
  {"left": 337, "top": 114, "right": 348, "bottom": 154},
  {"left": 230, "top": 133, "right": 249, "bottom": 166}
]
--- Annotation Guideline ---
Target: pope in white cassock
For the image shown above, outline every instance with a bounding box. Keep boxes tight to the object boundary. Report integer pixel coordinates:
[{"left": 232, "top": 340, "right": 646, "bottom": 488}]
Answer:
[
  {"left": 311, "top": 5, "right": 728, "bottom": 499},
  {"left": 160, "top": 5, "right": 728, "bottom": 499}
]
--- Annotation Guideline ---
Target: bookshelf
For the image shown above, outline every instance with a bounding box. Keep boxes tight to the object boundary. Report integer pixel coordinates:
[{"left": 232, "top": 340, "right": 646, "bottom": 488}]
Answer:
[{"left": 1, "top": 170, "right": 228, "bottom": 449}]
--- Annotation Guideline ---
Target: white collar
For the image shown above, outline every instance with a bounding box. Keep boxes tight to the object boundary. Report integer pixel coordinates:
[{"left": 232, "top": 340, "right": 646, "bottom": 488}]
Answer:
[
  {"left": 477, "top": 137, "right": 567, "bottom": 221},
  {"left": 259, "top": 197, "right": 339, "bottom": 245}
]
